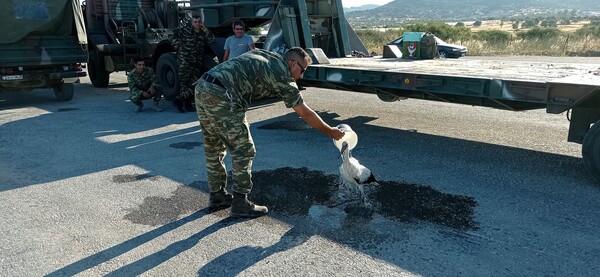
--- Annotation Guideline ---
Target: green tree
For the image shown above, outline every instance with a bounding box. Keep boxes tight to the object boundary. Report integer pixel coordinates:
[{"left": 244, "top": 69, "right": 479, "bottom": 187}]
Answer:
[
  {"left": 512, "top": 21, "right": 520, "bottom": 30},
  {"left": 247, "top": 27, "right": 262, "bottom": 36},
  {"left": 455, "top": 22, "right": 465, "bottom": 27},
  {"left": 402, "top": 21, "right": 473, "bottom": 42},
  {"left": 522, "top": 19, "right": 536, "bottom": 28},
  {"left": 540, "top": 20, "right": 557, "bottom": 28},
  {"left": 473, "top": 20, "right": 482, "bottom": 27}
]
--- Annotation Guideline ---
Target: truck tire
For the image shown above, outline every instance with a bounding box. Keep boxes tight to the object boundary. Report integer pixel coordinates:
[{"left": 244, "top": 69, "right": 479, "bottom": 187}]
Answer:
[
  {"left": 582, "top": 120, "right": 600, "bottom": 182},
  {"left": 88, "top": 50, "right": 110, "bottom": 87},
  {"left": 53, "top": 82, "right": 74, "bottom": 101},
  {"left": 156, "top": 53, "right": 179, "bottom": 100}
]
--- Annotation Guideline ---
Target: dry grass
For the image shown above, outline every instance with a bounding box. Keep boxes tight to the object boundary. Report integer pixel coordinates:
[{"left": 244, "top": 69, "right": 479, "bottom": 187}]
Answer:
[
  {"left": 360, "top": 21, "right": 600, "bottom": 57},
  {"left": 469, "top": 20, "right": 590, "bottom": 33}
]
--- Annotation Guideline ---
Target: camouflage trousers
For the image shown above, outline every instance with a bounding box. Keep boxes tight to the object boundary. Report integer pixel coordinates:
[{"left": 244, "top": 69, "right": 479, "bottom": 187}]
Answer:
[
  {"left": 178, "top": 60, "right": 202, "bottom": 101},
  {"left": 195, "top": 79, "right": 256, "bottom": 194},
  {"left": 129, "top": 87, "right": 162, "bottom": 105}
]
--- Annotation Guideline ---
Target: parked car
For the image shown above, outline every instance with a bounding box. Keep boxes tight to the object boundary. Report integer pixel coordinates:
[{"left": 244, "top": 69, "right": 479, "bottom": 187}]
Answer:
[{"left": 387, "top": 35, "right": 468, "bottom": 58}]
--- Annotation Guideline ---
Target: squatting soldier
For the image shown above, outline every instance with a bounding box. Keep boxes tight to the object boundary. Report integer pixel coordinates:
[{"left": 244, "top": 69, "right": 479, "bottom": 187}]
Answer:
[
  {"left": 194, "top": 48, "right": 345, "bottom": 218},
  {"left": 171, "top": 15, "right": 215, "bottom": 113},
  {"left": 128, "top": 57, "right": 163, "bottom": 112}
]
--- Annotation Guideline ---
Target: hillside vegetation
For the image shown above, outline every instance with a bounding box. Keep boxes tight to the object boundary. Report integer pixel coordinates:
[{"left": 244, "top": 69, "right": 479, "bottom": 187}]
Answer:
[
  {"left": 346, "top": 0, "right": 600, "bottom": 27},
  {"left": 349, "top": 0, "right": 600, "bottom": 56}
]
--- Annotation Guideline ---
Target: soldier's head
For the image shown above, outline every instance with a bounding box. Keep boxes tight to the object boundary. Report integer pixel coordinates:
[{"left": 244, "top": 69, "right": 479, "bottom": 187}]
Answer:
[
  {"left": 133, "top": 57, "right": 145, "bottom": 73},
  {"left": 285, "top": 47, "right": 312, "bottom": 80},
  {"left": 191, "top": 15, "right": 204, "bottom": 31},
  {"left": 232, "top": 20, "right": 246, "bottom": 38}
]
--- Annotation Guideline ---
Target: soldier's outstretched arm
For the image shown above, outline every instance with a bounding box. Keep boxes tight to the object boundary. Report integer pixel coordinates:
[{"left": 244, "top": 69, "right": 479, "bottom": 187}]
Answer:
[{"left": 293, "top": 103, "right": 344, "bottom": 140}]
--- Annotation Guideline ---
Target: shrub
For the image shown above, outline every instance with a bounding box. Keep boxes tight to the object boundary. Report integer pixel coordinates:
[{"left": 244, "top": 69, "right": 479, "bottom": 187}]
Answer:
[
  {"left": 474, "top": 30, "right": 512, "bottom": 43},
  {"left": 516, "top": 27, "right": 561, "bottom": 40}
]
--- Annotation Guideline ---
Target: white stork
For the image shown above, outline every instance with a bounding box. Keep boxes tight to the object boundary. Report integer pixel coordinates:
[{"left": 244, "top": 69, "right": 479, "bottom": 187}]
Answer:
[{"left": 337, "top": 141, "right": 377, "bottom": 204}]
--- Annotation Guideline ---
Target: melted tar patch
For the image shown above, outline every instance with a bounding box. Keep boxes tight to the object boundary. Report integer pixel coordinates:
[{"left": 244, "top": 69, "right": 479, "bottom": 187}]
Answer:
[{"left": 251, "top": 167, "right": 478, "bottom": 230}]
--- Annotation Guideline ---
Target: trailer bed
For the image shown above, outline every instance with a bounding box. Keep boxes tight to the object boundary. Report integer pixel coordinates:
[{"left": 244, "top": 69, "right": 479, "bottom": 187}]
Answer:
[
  {"left": 319, "top": 56, "right": 600, "bottom": 84},
  {"left": 301, "top": 56, "right": 600, "bottom": 113}
]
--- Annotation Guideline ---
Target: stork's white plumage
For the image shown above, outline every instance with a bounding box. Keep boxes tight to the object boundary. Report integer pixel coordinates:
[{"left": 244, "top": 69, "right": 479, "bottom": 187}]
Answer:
[
  {"left": 339, "top": 141, "right": 377, "bottom": 186},
  {"left": 327, "top": 141, "right": 377, "bottom": 209}
]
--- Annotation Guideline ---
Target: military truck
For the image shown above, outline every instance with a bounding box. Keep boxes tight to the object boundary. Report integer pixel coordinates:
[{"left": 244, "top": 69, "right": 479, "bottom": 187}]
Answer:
[
  {"left": 82, "top": 0, "right": 366, "bottom": 99},
  {"left": 83, "top": 0, "right": 207, "bottom": 98},
  {"left": 0, "top": 0, "right": 88, "bottom": 101}
]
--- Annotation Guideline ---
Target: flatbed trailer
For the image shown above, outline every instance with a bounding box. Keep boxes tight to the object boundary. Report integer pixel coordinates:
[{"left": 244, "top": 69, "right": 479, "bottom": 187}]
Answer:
[{"left": 299, "top": 56, "right": 600, "bottom": 181}]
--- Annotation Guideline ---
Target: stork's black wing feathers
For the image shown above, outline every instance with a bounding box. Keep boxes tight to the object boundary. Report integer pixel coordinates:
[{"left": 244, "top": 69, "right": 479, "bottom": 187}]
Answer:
[
  {"left": 365, "top": 173, "right": 377, "bottom": 184},
  {"left": 355, "top": 173, "right": 377, "bottom": 184}
]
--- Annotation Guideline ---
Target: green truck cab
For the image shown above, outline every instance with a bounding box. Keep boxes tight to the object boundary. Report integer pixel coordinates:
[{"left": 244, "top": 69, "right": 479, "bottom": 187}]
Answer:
[{"left": 0, "top": 0, "right": 88, "bottom": 101}]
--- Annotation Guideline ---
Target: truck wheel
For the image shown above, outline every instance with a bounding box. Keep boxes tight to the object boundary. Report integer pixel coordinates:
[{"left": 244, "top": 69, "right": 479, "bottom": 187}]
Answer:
[
  {"left": 54, "top": 82, "right": 74, "bottom": 101},
  {"left": 156, "top": 53, "right": 179, "bottom": 100},
  {"left": 582, "top": 120, "right": 600, "bottom": 182},
  {"left": 88, "top": 50, "right": 109, "bottom": 87}
]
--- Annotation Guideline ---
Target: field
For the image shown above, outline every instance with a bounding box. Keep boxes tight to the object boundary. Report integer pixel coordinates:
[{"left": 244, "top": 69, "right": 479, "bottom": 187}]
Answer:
[
  {"left": 358, "top": 20, "right": 600, "bottom": 57},
  {"left": 467, "top": 20, "right": 590, "bottom": 33}
]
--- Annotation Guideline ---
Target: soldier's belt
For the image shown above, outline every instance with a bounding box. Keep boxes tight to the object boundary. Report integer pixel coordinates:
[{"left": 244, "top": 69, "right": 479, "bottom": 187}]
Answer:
[
  {"left": 201, "top": 73, "right": 225, "bottom": 89},
  {"left": 201, "top": 73, "right": 243, "bottom": 112}
]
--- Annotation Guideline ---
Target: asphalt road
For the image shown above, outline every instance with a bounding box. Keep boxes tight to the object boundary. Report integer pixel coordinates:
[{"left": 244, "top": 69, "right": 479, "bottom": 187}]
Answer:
[{"left": 1, "top": 72, "right": 600, "bottom": 276}]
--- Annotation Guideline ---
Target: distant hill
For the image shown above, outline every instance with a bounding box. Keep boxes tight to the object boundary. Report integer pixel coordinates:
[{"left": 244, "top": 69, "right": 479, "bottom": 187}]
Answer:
[
  {"left": 344, "top": 4, "right": 380, "bottom": 12},
  {"left": 345, "top": 0, "right": 600, "bottom": 26}
]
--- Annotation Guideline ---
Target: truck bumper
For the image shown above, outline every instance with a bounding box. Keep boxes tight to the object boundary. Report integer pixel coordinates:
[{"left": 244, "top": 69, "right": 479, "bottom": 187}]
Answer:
[{"left": 0, "top": 71, "right": 86, "bottom": 89}]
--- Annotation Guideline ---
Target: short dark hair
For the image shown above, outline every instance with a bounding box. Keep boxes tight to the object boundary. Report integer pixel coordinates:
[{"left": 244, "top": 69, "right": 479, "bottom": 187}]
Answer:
[
  {"left": 284, "top": 47, "right": 312, "bottom": 65},
  {"left": 192, "top": 15, "right": 202, "bottom": 20},
  {"left": 133, "top": 57, "right": 145, "bottom": 64},
  {"left": 232, "top": 20, "right": 245, "bottom": 29}
]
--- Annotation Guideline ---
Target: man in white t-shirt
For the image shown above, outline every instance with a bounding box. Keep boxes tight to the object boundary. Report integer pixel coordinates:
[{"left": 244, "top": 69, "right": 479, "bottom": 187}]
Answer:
[{"left": 223, "top": 20, "right": 256, "bottom": 61}]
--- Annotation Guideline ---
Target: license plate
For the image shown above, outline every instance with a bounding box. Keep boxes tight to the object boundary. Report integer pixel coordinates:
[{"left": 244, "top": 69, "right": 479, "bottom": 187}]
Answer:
[{"left": 2, "top": 75, "right": 23, "bottom": 81}]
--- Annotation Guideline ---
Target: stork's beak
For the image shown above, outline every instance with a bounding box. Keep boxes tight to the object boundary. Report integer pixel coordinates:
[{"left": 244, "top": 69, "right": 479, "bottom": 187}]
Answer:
[{"left": 338, "top": 141, "right": 348, "bottom": 159}]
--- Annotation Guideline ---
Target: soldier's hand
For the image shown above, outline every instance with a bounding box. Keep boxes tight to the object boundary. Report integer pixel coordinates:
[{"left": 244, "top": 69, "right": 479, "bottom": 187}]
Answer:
[{"left": 143, "top": 91, "right": 152, "bottom": 98}]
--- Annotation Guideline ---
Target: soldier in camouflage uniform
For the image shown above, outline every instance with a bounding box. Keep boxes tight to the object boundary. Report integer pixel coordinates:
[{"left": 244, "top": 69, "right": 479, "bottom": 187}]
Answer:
[
  {"left": 128, "top": 57, "right": 163, "bottom": 112},
  {"left": 194, "top": 47, "right": 345, "bottom": 218},
  {"left": 171, "top": 15, "right": 215, "bottom": 113}
]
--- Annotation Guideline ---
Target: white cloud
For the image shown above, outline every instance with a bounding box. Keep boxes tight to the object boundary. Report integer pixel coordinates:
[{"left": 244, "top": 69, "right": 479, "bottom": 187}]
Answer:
[{"left": 342, "top": 0, "right": 392, "bottom": 8}]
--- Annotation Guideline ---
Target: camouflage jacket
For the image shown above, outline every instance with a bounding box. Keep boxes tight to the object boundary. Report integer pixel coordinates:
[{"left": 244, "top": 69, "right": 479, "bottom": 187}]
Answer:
[
  {"left": 207, "top": 49, "right": 303, "bottom": 110},
  {"left": 128, "top": 67, "right": 159, "bottom": 102},
  {"left": 171, "top": 26, "right": 215, "bottom": 61}
]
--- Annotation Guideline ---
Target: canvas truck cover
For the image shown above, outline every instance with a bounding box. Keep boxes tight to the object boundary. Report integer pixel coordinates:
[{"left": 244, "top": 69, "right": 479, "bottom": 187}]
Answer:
[{"left": 0, "top": 0, "right": 87, "bottom": 45}]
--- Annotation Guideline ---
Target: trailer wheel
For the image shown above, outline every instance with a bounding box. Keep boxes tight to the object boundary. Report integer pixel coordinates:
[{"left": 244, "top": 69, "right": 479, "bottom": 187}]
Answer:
[
  {"left": 156, "top": 53, "right": 179, "bottom": 100},
  {"left": 377, "top": 93, "right": 401, "bottom": 102},
  {"left": 88, "top": 50, "right": 109, "bottom": 87},
  {"left": 582, "top": 120, "right": 600, "bottom": 182},
  {"left": 53, "top": 82, "right": 74, "bottom": 101}
]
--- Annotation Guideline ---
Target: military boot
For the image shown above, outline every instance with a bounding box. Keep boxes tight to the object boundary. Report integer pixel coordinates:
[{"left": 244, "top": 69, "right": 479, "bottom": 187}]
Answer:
[
  {"left": 185, "top": 100, "right": 196, "bottom": 112},
  {"left": 230, "top": 192, "right": 268, "bottom": 218},
  {"left": 134, "top": 102, "right": 143, "bottom": 112},
  {"left": 152, "top": 101, "right": 163, "bottom": 112},
  {"left": 208, "top": 189, "right": 233, "bottom": 211},
  {"left": 173, "top": 98, "right": 185, "bottom": 113}
]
